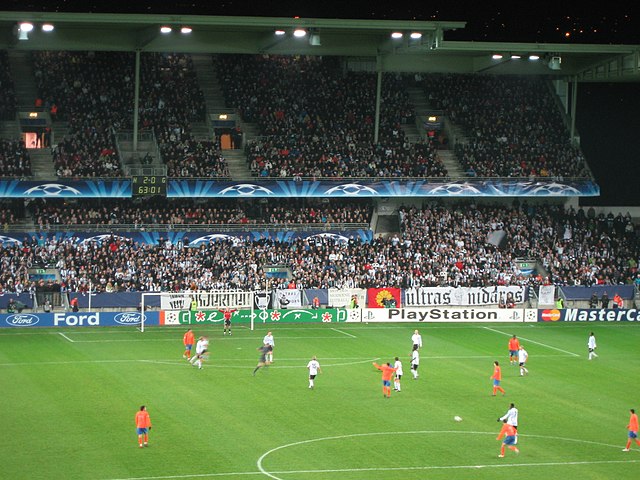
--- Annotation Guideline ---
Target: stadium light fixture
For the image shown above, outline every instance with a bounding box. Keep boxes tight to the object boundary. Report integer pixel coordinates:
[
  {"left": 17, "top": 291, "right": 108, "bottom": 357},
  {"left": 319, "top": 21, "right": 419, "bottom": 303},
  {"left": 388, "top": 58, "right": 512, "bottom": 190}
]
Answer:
[
  {"left": 529, "top": 54, "right": 540, "bottom": 61},
  {"left": 391, "top": 32, "right": 403, "bottom": 39},
  {"left": 160, "top": 26, "right": 172, "bottom": 34},
  {"left": 410, "top": 32, "right": 423, "bottom": 39},
  {"left": 293, "top": 28, "right": 307, "bottom": 37},
  {"left": 274, "top": 29, "right": 286, "bottom": 36},
  {"left": 492, "top": 54, "right": 503, "bottom": 60},
  {"left": 180, "top": 26, "right": 192, "bottom": 34},
  {"left": 18, "top": 22, "right": 33, "bottom": 40},
  {"left": 511, "top": 54, "right": 521, "bottom": 59},
  {"left": 41, "top": 24, "right": 55, "bottom": 32}
]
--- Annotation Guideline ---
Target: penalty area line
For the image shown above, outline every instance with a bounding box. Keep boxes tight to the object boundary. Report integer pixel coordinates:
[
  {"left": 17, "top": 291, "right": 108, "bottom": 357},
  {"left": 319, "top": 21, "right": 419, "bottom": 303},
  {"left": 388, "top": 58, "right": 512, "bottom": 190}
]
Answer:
[
  {"left": 482, "top": 326, "right": 580, "bottom": 357},
  {"left": 331, "top": 328, "right": 357, "bottom": 338},
  {"left": 58, "top": 332, "right": 75, "bottom": 343}
]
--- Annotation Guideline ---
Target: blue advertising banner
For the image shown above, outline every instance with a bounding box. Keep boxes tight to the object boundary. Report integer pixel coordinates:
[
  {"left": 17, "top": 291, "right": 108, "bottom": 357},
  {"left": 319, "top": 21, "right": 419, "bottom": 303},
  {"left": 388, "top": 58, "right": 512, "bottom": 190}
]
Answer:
[
  {"left": 1, "top": 311, "right": 159, "bottom": 328},
  {"left": 168, "top": 179, "right": 600, "bottom": 198},
  {"left": 559, "top": 285, "right": 635, "bottom": 300},
  {"left": 0, "top": 229, "right": 373, "bottom": 247},
  {"left": 538, "top": 308, "right": 640, "bottom": 322},
  {"left": 0, "top": 179, "right": 132, "bottom": 198}
]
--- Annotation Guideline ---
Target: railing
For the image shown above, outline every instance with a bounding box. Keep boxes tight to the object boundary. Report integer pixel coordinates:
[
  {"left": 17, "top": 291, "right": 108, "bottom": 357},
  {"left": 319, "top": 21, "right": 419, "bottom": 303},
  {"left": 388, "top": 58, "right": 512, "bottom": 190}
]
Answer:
[{"left": 28, "top": 222, "right": 370, "bottom": 233}]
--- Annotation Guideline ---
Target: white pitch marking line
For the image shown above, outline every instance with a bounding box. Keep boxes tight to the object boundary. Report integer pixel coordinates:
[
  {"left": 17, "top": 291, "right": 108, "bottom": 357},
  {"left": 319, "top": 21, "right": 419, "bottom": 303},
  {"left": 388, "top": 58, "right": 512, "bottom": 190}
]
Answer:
[
  {"left": 57, "top": 332, "right": 75, "bottom": 343},
  {"left": 331, "top": 327, "right": 357, "bottom": 338},
  {"left": 483, "top": 326, "right": 580, "bottom": 357}
]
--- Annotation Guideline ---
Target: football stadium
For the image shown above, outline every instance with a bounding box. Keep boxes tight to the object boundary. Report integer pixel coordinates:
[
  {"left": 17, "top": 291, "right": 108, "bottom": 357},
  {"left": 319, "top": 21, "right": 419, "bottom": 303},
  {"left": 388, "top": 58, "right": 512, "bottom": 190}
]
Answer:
[{"left": 0, "top": 9, "right": 639, "bottom": 480}]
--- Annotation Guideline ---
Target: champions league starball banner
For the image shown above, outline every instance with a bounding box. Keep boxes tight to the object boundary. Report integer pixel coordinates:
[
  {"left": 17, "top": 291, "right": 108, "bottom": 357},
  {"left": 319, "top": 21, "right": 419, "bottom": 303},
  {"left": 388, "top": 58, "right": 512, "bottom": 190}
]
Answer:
[
  {"left": 0, "top": 229, "right": 373, "bottom": 248},
  {"left": 0, "top": 178, "right": 598, "bottom": 198},
  {"left": 0, "top": 179, "right": 131, "bottom": 198},
  {"left": 168, "top": 178, "right": 599, "bottom": 198}
]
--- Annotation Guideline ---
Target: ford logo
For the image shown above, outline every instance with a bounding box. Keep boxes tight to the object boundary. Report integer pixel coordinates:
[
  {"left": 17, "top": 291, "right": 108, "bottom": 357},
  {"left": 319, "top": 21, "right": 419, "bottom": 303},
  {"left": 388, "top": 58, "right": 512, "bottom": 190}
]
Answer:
[
  {"left": 114, "top": 312, "right": 143, "bottom": 325},
  {"left": 6, "top": 314, "right": 40, "bottom": 327}
]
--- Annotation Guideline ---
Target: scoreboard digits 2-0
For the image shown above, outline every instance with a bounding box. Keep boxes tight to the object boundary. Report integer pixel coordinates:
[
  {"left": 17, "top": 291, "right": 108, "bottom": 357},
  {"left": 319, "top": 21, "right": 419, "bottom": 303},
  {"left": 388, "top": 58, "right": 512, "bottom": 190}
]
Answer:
[{"left": 132, "top": 176, "right": 167, "bottom": 196}]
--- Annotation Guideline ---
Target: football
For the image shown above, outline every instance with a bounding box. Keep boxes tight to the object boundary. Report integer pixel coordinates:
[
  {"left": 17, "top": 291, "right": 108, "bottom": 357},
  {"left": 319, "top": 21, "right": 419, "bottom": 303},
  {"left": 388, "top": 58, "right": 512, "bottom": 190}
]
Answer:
[{"left": 454, "top": 416, "right": 463, "bottom": 422}]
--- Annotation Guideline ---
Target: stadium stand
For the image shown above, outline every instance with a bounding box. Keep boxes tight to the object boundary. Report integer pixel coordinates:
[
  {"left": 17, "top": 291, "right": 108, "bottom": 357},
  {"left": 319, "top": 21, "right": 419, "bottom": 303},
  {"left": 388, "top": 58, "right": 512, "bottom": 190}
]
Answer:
[
  {"left": 217, "top": 54, "right": 446, "bottom": 178},
  {"left": 419, "top": 73, "right": 591, "bottom": 178}
]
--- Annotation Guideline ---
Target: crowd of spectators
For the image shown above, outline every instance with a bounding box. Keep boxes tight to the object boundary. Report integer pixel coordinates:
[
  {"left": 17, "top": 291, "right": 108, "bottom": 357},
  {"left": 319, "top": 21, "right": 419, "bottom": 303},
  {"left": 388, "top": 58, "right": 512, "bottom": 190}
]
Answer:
[
  {"left": 33, "top": 51, "right": 131, "bottom": 177},
  {"left": 32, "top": 51, "right": 229, "bottom": 178},
  {"left": 0, "top": 139, "right": 31, "bottom": 178},
  {"left": 1, "top": 201, "right": 637, "bottom": 293},
  {"left": 217, "top": 54, "right": 446, "bottom": 178},
  {"left": 0, "top": 51, "right": 16, "bottom": 121},
  {"left": 28, "top": 198, "right": 372, "bottom": 228},
  {"left": 418, "top": 73, "right": 590, "bottom": 178}
]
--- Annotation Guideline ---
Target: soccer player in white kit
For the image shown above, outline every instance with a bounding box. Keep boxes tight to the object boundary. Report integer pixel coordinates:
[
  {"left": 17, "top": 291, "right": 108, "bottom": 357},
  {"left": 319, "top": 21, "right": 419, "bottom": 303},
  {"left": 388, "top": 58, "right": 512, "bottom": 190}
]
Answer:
[
  {"left": 588, "top": 332, "right": 598, "bottom": 360},
  {"left": 411, "top": 330, "right": 423, "bottom": 351},
  {"left": 307, "top": 356, "right": 322, "bottom": 389},
  {"left": 263, "top": 331, "right": 275, "bottom": 363},
  {"left": 189, "top": 336, "right": 209, "bottom": 369},
  {"left": 393, "top": 356, "right": 403, "bottom": 391},
  {"left": 410, "top": 349, "right": 420, "bottom": 379},
  {"left": 517, "top": 346, "right": 529, "bottom": 376},
  {"left": 498, "top": 403, "right": 519, "bottom": 443}
]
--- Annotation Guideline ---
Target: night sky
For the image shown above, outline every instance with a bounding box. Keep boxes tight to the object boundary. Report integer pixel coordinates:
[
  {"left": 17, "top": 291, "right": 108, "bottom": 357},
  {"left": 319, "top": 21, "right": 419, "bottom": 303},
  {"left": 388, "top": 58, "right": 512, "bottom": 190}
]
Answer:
[{"left": 4, "top": 1, "right": 639, "bottom": 205}]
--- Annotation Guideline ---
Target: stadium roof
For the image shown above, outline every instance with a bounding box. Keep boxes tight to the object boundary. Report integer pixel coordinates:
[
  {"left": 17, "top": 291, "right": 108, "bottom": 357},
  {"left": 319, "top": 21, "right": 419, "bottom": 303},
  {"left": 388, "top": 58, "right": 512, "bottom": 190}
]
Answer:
[{"left": 1, "top": 12, "right": 639, "bottom": 81}]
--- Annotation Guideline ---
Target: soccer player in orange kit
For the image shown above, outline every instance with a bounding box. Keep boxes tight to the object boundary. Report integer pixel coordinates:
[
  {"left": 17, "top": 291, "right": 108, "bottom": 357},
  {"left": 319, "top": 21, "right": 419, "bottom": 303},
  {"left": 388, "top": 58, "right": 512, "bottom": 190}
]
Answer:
[
  {"left": 491, "top": 361, "right": 506, "bottom": 396},
  {"left": 508, "top": 335, "right": 520, "bottom": 365},
  {"left": 183, "top": 328, "right": 195, "bottom": 359},
  {"left": 497, "top": 419, "right": 519, "bottom": 457},
  {"left": 135, "top": 405, "right": 152, "bottom": 448},
  {"left": 373, "top": 362, "right": 397, "bottom": 398},
  {"left": 623, "top": 408, "right": 640, "bottom": 451}
]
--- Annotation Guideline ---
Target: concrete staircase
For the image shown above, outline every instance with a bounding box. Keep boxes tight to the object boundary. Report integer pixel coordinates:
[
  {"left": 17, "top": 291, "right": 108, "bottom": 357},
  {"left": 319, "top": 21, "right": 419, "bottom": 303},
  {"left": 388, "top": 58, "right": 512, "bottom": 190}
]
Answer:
[
  {"left": 30, "top": 148, "right": 56, "bottom": 179},
  {"left": 191, "top": 53, "right": 255, "bottom": 180},
  {"left": 438, "top": 149, "right": 465, "bottom": 178},
  {"left": 7, "top": 50, "right": 39, "bottom": 112}
]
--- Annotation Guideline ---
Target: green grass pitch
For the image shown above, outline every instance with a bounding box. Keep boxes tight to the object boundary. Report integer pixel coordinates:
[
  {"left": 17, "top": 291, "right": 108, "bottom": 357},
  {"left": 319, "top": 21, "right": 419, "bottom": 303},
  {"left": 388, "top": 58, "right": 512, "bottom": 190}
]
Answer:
[{"left": 1, "top": 321, "right": 639, "bottom": 480}]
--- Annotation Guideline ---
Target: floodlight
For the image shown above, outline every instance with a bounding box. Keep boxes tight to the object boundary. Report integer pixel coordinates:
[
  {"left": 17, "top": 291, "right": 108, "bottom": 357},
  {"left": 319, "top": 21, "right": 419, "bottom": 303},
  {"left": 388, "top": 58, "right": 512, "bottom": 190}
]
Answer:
[
  {"left": 160, "top": 26, "right": 172, "bottom": 34},
  {"left": 293, "top": 29, "right": 306, "bottom": 37}
]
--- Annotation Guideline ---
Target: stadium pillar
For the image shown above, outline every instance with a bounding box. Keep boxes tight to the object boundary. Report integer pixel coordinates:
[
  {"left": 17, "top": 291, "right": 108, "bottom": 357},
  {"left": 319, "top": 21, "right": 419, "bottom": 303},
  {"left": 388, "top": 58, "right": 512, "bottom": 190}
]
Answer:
[
  {"left": 374, "top": 55, "right": 382, "bottom": 144},
  {"left": 133, "top": 49, "right": 141, "bottom": 152}
]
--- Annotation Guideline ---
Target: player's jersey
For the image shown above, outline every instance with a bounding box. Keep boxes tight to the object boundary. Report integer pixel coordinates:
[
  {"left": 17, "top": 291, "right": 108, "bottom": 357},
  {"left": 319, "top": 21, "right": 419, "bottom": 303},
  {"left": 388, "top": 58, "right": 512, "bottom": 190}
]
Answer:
[
  {"left": 374, "top": 363, "right": 397, "bottom": 381},
  {"left": 307, "top": 360, "right": 320, "bottom": 375},
  {"left": 517, "top": 349, "right": 528, "bottom": 363},
  {"left": 497, "top": 423, "right": 517, "bottom": 439},
  {"left": 588, "top": 335, "right": 597, "bottom": 349},
  {"left": 394, "top": 360, "right": 403, "bottom": 376},
  {"left": 196, "top": 340, "right": 209, "bottom": 355},
  {"left": 135, "top": 410, "right": 151, "bottom": 428},
  {"left": 508, "top": 338, "right": 520, "bottom": 351},
  {"left": 411, "top": 334, "right": 422, "bottom": 347},
  {"left": 500, "top": 407, "right": 519, "bottom": 426},
  {"left": 183, "top": 331, "right": 195, "bottom": 346},
  {"left": 492, "top": 365, "right": 502, "bottom": 380},
  {"left": 263, "top": 335, "right": 275, "bottom": 347},
  {"left": 411, "top": 350, "right": 420, "bottom": 366},
  {"left": 629, "top": 413, "right": 639, "bottom": 432}
]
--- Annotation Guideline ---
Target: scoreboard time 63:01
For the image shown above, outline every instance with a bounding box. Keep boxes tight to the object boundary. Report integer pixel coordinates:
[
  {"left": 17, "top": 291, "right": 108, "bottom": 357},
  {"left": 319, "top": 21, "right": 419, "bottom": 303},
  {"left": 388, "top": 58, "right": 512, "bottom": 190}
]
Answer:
[{"left": 132, "top": 175, "right": 167, "bottom": 196}]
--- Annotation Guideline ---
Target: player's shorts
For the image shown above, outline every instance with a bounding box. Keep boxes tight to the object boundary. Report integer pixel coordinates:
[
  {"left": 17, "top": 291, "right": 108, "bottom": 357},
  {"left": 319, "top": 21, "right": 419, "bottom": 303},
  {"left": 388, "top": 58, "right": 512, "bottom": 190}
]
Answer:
[
  {"left": 383, "top": 380, "right": 391, "bottom": 387},
  {"left": 224, "top": 320, "right": 231, "bottom": 326},
  {"left": 185, "top": 344, "right": 193, "bottom": 351},
  {"left": 199, "top": 349, "right": 208, "bottom": 356},
  {"left": 267, "top": 345, "right": 273, "bottom": 352},
  {"left": 509, "top": 350, "right": 518, "bottom": 357},
  {"left": 309, "top": 374, "right": 317, "bottom": 380},
  {"left": 136, "top": 427, "right": 148, "bottom": 435},
  {"left": 519, "top": 362, "right": 526, "bottom": 367},
  {"left": 413, "top": 344, "right": 420, "bottom": 351},
  {"left": 259, "top": 355, "right": 267, "bottom": 363},
  {"left": 588, "top": 348, "right": 595, "bottom": 353},
  {"left": 396, "top": 373, "right": 402, "bottom": 380},
  {"left": 503, "top": 435, "right": 516, "bottom": 445},
  {"left": 493, "top": 379, "right": 501, "bottom": 386},
  {"left": 412, "top": 364, "right": 419, "bottom": 371},
  {"left": 629, "top": 431, "right": 638, "bottom": 439}
]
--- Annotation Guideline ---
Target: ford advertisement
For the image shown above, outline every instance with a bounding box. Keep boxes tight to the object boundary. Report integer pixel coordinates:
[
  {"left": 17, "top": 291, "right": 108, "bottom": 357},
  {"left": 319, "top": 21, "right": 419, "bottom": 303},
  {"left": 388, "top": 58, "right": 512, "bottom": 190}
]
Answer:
[{"left": 2, "top": 311, "right": 159, "bottom": 328}]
